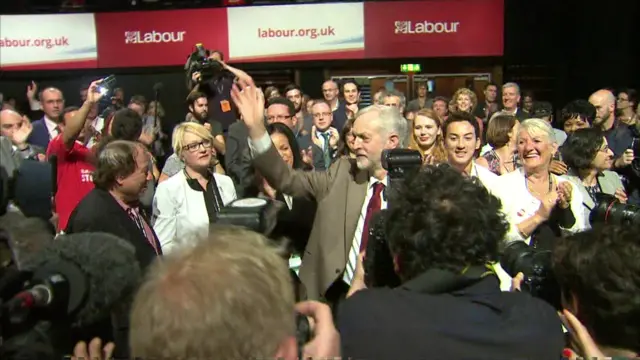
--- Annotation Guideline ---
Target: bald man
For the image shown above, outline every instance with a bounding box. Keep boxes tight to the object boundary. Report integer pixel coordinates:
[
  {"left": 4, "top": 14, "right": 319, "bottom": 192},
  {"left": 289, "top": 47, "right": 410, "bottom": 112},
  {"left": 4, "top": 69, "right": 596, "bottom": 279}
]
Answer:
[
  {"left": 27, "top": 87, "right": 65, "bottom": 149},
  {"left": 0, "top": 109, "right": 45, "bottom": 162},
  {"left": 589, "top": 89, "right": 640, "bottom": 204},
  {"left": 589, "top": 89, "right": 634, "bottom": 167}
]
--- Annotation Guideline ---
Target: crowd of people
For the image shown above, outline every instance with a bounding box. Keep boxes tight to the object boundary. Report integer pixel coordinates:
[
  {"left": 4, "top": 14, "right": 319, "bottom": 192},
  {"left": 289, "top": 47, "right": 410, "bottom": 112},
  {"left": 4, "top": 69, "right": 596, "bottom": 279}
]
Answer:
[{"left": 0, "top": 53, "right": 639, "bottom": 359}]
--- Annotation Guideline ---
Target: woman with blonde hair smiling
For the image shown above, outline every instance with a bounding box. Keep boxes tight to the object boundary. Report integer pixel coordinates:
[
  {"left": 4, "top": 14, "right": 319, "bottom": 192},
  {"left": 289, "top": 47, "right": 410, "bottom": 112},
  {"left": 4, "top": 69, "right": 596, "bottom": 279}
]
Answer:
[
  {"left": 452, "top": 87, "right": 484, "bottom": 140},
  {"left": 408, "top": 109, "right": 447, "bottom": 165},
  {"left": 152, "top": 122, "right": 236, "bottom": 254},
  {"left": 492, "top": 118, "right": 586, "bottom": 290}
]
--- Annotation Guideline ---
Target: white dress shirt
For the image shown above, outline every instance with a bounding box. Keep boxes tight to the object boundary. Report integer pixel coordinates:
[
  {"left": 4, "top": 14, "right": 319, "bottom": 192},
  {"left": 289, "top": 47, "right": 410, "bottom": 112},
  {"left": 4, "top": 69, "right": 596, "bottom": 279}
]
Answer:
[
  {"left": 343, "top": 176, "right": 388, "bottom": 285},
  {"left": 491, "top": 168, "right": 587, "bottom": 290},
  {"left": 152, "top": 170, "right": 237, "bottom": 254},
  {"left": 44, "top": 116, "right": 60, "bottom": 140}
]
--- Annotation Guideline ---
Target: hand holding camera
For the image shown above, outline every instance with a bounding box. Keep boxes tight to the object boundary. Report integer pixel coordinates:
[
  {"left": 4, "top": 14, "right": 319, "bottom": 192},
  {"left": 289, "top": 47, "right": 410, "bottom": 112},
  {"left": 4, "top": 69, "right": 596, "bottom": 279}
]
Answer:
[{"left": 295, "top": 301, "right": 341, "bottom": 359}]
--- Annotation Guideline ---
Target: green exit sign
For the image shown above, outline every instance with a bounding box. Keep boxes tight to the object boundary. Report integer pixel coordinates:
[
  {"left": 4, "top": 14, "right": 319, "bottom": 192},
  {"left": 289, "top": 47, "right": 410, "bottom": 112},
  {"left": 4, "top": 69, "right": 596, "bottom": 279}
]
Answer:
[{"left": 400, "top": 64, "right": 421, "bottom": 73}]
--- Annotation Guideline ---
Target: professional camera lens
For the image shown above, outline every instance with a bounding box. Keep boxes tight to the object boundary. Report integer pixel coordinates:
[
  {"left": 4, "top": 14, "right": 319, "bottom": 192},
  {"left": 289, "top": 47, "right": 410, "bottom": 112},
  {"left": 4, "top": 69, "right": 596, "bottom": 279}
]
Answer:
[
  {"left": 590, "top": 193, "right": 640, "bottom": 227},
  {"left": 500, "top": 241, "right": 533, "bottom": 278},
  {"left": 500, "top": 241, "right": 561, "bottom": 309}
]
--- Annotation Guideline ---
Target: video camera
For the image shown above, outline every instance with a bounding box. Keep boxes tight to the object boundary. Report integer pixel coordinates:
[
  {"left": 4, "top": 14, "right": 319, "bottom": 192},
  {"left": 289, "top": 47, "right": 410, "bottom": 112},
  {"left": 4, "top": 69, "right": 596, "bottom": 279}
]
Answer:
[
  {"left": 363, "top": 149, "right": 422, "bottom": 288},
  {"left": 185, "top": 43, "right": 223, "bottom": 85},
  {"left": 499, "top": 192, "right": 640, "bottom": 310}
]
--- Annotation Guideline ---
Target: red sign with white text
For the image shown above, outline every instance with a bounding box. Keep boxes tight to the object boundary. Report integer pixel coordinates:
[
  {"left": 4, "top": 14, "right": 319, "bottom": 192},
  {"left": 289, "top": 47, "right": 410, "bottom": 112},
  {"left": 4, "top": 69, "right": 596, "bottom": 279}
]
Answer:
[
  {"left": 364, "top": 0, "right": 504, "bottom": 58},
  {"left": 95, "top": 9, "right": 228, "bottom": 68}
]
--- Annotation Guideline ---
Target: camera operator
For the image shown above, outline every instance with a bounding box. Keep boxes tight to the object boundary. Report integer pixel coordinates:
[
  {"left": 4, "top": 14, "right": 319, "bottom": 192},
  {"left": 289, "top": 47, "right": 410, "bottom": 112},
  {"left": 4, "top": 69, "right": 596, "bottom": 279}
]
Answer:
[
  {"left": 512, "top": 225, "right": 640, "bottom": 358},
  {"left": 129, "top": 226, "right": 340, "bottom": 360},
  {"left": 188, "top": 50, "right": 251, "bottom": 129},
  {"left": 341, "top": 165, "right": 564, "bottom": 359}
]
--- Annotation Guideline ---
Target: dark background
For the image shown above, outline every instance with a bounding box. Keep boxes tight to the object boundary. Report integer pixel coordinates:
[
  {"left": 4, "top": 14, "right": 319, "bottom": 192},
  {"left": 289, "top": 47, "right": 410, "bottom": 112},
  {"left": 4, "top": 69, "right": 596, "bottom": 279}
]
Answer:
[{"left": 1, "top": 0, "right": 638, "bottom": 134}]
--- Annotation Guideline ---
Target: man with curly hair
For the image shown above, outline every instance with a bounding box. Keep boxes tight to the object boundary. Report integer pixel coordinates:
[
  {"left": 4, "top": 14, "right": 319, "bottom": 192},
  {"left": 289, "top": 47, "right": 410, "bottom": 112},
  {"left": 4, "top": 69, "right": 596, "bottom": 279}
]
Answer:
[{"left": 339, "top": 164, "right": 564, "bottom": 359}]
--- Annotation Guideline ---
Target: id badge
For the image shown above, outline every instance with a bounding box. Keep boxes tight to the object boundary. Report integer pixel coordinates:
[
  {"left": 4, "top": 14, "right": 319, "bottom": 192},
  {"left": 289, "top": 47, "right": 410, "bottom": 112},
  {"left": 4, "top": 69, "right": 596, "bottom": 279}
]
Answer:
[{"left": 220, "top": 99, "right": 231, "bottom": 112}]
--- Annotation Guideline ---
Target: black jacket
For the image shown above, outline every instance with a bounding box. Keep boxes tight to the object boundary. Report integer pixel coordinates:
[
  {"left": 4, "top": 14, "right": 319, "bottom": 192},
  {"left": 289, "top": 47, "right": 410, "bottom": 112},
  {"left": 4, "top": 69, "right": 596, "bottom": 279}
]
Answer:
[{"left": 339, "top": 270, "right": 565, "bottom": 360}]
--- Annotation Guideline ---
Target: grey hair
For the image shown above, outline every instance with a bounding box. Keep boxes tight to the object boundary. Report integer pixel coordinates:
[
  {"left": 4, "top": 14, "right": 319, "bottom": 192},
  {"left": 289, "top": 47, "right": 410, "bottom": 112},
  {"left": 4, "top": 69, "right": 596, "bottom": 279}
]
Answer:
[
  {"left": 379, "top": 89, "right": 407, "bottom": 107},
  {"left": 502, "top": 82, "right": 521, "bottom": 96},
  {"left": 518, "top": 118, "right": 556, "bottom": 144},
  {"left": 356, "top": 105, "right": 408, "bottom": 148},
  {"left": 488, "top": 110, "right": 513, "bottom": 123}
]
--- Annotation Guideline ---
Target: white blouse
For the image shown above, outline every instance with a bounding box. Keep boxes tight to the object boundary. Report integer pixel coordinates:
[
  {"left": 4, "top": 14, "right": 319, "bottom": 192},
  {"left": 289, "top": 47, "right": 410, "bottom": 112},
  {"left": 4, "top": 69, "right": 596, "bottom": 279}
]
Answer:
[
  {"left": 152, "top": 171, "right": 237, "bottom": 254},
  {"left": 491, "top": 168, "right": 587, "bottom": 290}
]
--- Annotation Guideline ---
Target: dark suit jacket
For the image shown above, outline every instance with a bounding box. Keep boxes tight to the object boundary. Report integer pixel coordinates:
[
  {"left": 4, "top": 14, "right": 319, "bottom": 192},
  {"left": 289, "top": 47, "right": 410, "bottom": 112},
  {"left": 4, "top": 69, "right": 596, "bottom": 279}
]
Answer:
[
  {"left": 332, "top": 102, "right": 348, "bottom": 131},
  {"left": 65, "top": 188, "right": 161, "bottom": 269},
  {"left": 65, "top": 188, "right": 161, "bottom": 359},
  {"left": 27, "top": 118, "right": 51, "bottom": 150},
  {"left": 225, "top": 121, "right": 252, "bottom": 196},
  {"left": 339, "top": 276, "right": 565, "bottom": 359},
  {"left": 271, "top": 192, "right": 316, "bottom": 256},
  {"left": 253, "top": 146, "right": 370, "bottom": 300}
]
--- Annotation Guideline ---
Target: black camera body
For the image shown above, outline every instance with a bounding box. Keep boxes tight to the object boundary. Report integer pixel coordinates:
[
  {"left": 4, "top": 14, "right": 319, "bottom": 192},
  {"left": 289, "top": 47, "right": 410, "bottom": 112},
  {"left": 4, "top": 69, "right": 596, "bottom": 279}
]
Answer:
[
  {"left": 185, "top": 45, "right": 222, "bottom": 85},
  {"left": 500, "top": 241, "right": 561, "bottom": 309},
  {"left": 590, "top": 193, "right": 640, "bottom": 226},
  {"left": 363, "top": 149, "right": 422, "bottom": 288}
]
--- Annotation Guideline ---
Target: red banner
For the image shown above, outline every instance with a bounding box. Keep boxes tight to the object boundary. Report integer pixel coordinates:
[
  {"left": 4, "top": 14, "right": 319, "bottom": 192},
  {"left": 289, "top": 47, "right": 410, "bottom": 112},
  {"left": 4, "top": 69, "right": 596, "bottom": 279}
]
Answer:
[
  {"left": 95, "top": 9, "right": 228, "bottom": 68},
  {"left": 364, "top": 0, "right": 504, "bottom": 59}
]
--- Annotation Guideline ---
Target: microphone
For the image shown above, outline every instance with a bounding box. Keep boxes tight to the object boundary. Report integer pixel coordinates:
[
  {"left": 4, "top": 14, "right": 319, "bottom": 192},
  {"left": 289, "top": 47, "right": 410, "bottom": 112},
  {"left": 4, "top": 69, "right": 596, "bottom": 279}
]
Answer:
[
  {"left": 14, "top": 232, "right": 141, "bottom": 328},
  {"left": 0, "top": 211, "right": 54, "bottom": 270},
  {"left": 152, "top": 82, "right": 163, "bottom": 93}
]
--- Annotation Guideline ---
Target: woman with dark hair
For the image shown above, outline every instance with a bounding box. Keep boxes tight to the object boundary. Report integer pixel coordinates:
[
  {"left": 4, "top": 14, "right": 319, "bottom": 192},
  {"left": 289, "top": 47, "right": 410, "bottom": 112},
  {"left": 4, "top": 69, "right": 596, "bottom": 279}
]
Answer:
[
  {"left": 257, "top": 122, "right": 316, "bottom": 300},
  {"left": 561, "top": 128, "right": 627, "bottom": 228},
  {"left": 476, "top": 114, "right": 520, "bottom": 175},
  {"left": 335, "top": 118, "right": 356, "bottom": 159}
]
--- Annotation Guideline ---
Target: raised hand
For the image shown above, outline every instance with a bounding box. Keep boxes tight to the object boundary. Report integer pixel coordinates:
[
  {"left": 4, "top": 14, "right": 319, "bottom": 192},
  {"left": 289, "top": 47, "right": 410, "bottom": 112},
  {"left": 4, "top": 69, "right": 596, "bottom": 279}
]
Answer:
[
  {"left": 557, "top": 181, "right": 573, "bottom": 209},
  {"left": 26, "top": 81, "right": 38, "bottom": 99},
  {"left": 11, "top": 116, "right": 33, "bottom": 146},
  {"left": 231, "top": 78, "right": 266, "bottom": 138},
  {"left": 328, "top": 127, "right": 340, "bottom": 148},
  {"left": 87, "top": 79, "right": 107, "bottom": 104},
  {"left": 311, "top": 126, "right": 322, "bottom": 148}
]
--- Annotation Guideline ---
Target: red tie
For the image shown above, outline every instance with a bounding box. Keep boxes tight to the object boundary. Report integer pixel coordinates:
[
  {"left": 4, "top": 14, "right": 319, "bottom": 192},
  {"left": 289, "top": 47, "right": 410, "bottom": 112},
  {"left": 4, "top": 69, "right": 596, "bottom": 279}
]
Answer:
[{"left": 360, "top": 182, "right": 385, "bottom": 252}]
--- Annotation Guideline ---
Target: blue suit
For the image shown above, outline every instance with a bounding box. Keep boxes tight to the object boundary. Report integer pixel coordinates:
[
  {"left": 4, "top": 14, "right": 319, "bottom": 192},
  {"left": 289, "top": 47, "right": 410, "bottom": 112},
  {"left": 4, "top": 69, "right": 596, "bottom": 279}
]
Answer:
[{"left": 27, "top": 118, "right": 52, "bottom": 150}]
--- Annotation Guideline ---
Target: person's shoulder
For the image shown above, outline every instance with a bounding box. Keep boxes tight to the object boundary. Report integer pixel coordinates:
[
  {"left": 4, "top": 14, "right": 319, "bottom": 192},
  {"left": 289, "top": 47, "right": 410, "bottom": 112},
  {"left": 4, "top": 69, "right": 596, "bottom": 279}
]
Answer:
[
  {"left": 338, "top": 288, "right": 397, "bottom": 320},
  {"left": 159, "top": 170, "right": 185, "bottom": 188}
]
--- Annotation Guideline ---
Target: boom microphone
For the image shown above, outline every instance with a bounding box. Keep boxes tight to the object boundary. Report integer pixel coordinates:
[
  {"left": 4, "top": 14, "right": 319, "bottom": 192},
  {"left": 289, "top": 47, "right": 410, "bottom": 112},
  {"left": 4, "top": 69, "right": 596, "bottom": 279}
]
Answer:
[{"left": 15, "top": 232, "right": 141, "bottom": 328}]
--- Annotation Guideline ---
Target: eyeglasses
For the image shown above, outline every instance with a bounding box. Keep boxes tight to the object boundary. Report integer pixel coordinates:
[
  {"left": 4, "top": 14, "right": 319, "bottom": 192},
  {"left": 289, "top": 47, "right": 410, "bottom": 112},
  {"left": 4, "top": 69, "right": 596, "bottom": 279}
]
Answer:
[
  {"left": 183, "top": 140, "right": 212, "bottom": 152},
  {"left": 312, "top": 112, "right": 332, "bottom": 118}
]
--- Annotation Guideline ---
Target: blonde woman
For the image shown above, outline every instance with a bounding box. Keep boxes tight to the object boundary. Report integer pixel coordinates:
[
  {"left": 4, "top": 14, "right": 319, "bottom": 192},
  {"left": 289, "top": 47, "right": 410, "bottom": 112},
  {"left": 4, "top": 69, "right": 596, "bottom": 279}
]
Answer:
[
  {"left": 408, "top": 109, "right": 447, "bottom": 165},
  {"left": 452, "top": 87, "right": 484, "bottom": 140},
  {"left": 152, "top": 122, "right": 236, "bottom": 254}
]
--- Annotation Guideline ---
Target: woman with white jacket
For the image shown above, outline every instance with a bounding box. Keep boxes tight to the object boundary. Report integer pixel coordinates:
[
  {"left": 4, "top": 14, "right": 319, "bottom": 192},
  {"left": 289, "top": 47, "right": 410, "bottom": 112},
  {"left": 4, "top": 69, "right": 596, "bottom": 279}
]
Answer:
[{"left": 152, "top": 122, "right": 236, "bottom": 254}]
